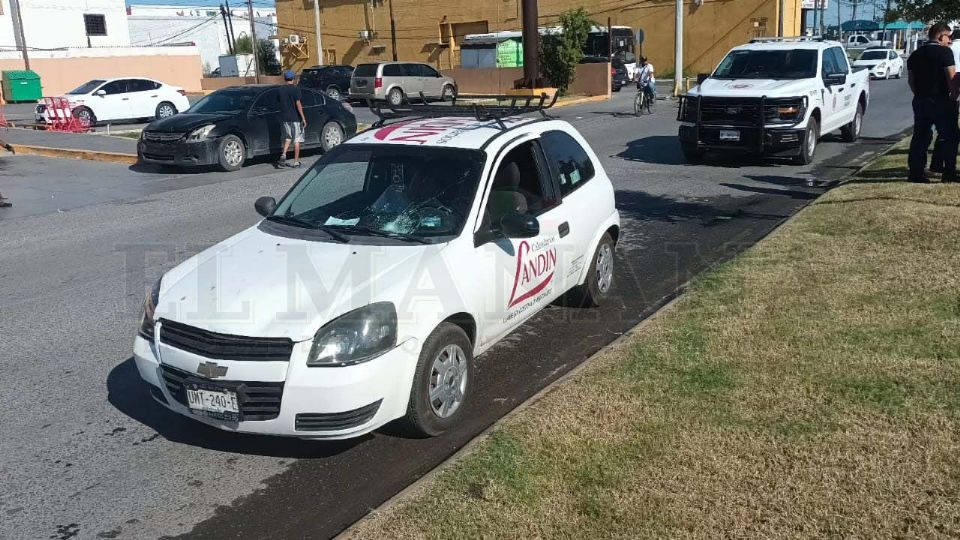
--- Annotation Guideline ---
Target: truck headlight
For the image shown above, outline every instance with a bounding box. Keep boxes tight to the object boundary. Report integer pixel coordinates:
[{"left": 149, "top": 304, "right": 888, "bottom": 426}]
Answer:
[
  {"left": 307, "top": 303, "right": 398, "bottom": 367},
  {"left": 138, "top": 278, "right": 161, "bottom": 341},
  {"left": 186, "top": 124, "right": 216, "bottom": 142}
]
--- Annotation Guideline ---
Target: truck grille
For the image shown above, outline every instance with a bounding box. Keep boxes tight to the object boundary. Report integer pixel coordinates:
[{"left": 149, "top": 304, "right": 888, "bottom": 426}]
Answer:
[
  {"left": 159, "top": 319, "right": 294, "bottom": 362},
  {"left": 160, "top": 364, "right": 284, "bottom": 421},
  {"left": 695, "top": 97, "right": 805, "bottom": 126}
]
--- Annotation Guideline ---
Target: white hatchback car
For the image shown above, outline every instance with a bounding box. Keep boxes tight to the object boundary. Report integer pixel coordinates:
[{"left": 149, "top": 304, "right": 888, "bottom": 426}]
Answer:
[
  {"left": 36, "top": 77, "right": 190, "bottom": 127},
  {"left": 852, "top": 48, "right": 904, "bottom": 80},
  {"left": 133, "top": 110, "right": 620, "bottom": 439}
]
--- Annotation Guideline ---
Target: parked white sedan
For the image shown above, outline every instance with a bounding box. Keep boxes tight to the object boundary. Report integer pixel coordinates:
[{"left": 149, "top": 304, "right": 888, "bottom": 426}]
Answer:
[
  {"left": 36, "top": 77, "right": 190, "bottom": 127},
  {"left": 852, "top": 48, "right": 904, "bottom": 80}
]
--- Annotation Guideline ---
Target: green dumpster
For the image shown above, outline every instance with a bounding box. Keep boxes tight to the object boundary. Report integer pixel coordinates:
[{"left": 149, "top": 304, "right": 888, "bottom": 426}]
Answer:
[{"left": 2, "top": 70, "right": 42, "bottom": 103}]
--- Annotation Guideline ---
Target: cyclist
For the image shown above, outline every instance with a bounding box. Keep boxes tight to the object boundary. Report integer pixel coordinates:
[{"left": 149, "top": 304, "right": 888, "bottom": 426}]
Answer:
[{"left": 636, "top": 56, "right": 656, "bottom": 104}]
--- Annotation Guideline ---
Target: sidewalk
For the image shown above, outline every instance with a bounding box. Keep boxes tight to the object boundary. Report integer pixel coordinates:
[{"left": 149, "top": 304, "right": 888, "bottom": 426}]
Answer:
[{"left": 0, "top": 126, "right": 137, "bottom": 163}]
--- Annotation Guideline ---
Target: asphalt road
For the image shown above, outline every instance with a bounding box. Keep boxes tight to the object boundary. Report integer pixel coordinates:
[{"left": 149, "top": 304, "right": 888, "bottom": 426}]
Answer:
[{"left": 0, "top": 79, "right": 913, "bottom": 540}]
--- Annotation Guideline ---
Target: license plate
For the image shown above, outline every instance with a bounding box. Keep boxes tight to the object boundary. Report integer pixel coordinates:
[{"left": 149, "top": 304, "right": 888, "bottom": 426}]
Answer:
[
  {"left": 186, "top": 383, "right": 240, "bottom": 422},
  {"left": 720, "top": 130, "right": 740, "bottom": 142}
]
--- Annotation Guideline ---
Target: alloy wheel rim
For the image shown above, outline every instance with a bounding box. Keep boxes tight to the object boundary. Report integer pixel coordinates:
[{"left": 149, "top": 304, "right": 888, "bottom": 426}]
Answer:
[
  {"left": 224, "top": 140, "right": 243, "bottom": 166},
  {"left": 324, "top": 125, "right": 342, "bottom": 148},
  {"left": 159, "top": 105, "right": 174, "bottom": 118},
  {"left": 429, "top": 344, "right": 467, "bottom": 419},
  {"left": 596, "top": 244, "right": 614, "bottom": 294}
]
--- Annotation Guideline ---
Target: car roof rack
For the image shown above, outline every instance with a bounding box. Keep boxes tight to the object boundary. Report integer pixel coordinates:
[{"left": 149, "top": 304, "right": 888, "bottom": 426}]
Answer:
[
  {"left": 367, "top": 92, "right": 559, "bottom": 128},
  {"left": 749, "top": 36, "right": 825, "bottom": 43}
]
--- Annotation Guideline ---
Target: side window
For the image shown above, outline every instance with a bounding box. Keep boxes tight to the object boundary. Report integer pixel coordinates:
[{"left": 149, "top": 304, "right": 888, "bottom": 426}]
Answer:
[
  {"left": 300, "top": 89, "right": 316, "bottom": 107},
  {"left": 101, "top": 80, "right": 128, "bottom": 95},
  {"left": 383, "top": 64, "right": 402, "bottom": 77},
  {"left": 890, "top": 51, "right": 898, "bottom": 60},
  {"left": 821, "top": 50, "right": 840, "bottom": 77},
  {"left": 128, "top": 80, "right": 153, "bottom": 92},
  {"left": 484, "top": 142, "right": 556, "bottom": 228},
  {"left": 252, "top": 88, "right": 280, "bottom": 113},
  {"left": 420, "top": 64, "right": 440, "bottom": 78},
  {"left": 539, "top": 130, "right": 596, "bottom": 197},
  {"left": 831, "top": 48, "right": 849, "bottom": 73}
]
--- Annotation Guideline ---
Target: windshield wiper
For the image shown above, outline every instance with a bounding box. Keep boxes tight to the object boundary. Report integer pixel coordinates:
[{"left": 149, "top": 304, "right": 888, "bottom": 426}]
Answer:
[
  {"left": 265, "top": 215, "right": 349, "bottom": 243},
  {"left": 331, "top": 225, "right": 431, "bottom": 244}
]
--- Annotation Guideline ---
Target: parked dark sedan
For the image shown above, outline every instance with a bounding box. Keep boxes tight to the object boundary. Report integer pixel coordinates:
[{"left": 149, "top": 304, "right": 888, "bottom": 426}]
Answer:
[
  {"left": 138, "top": 85, "right": 357, "bottom": 171},
  {"left": 299, "top": 65, "right": 353, "bottom": 100}
]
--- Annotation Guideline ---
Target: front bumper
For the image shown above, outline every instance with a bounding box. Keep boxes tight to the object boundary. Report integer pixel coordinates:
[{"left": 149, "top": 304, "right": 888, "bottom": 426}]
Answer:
[
  {"left": 679, "top": 123, "right": 805, "bottom": 157},
  {"left": 133, "top": 331, "right": 420, "bottom": 439},
  {"left": 868, "top": 66, "right": 889, "bottom": 78},
  {"left": 138, "top": 137, "right": 221, "bottom": 167}
]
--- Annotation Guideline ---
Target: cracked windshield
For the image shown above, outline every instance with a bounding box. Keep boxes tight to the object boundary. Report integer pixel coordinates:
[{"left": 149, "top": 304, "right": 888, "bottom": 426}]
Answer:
[{"left": 273, "top": 145, "right": 484, "bottom": 240}]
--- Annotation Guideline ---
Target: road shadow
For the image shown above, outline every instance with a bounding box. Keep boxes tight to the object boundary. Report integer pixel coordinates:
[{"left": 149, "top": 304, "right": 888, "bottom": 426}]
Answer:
[
  {"left": 614, "top": 188, "right": 790, "bottom": 225},
  {"left": 128, "top": 148, "right": 325, "bottom": 175},
  {"left": 107, "top": 357, "right": 367, "bottom": 458},
  {"left": 615, "top": 136, "right": 790, "bottom": 168}
]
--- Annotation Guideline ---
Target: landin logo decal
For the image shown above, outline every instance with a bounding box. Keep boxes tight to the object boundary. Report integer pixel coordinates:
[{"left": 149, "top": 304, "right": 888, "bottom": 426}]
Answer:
[{"left": 507, "top": 240, "right": 557, "bottom": 309}]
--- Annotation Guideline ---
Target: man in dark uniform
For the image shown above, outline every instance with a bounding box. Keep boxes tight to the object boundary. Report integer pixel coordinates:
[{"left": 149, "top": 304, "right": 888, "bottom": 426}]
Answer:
[{"left": 907, "top": 22, "right": 958, "bottom": 183}]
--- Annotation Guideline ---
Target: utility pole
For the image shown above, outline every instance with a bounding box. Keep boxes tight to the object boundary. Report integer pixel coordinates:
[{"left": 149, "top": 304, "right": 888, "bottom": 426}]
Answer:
[
  {"left": 520, "top": 0, "right": 539, "bottom": 88},
  {"left": 225, "top": 0, "right": 237, "bottom": 53},
  {"left": 674, "top": 0, "right": 683, "bottom": 96},
  {"left": 388, "top": 0, "right": 398, "bottom": 61},
  {"left": 778, "top": 0, "right": 785, "bottom": 36},
  {"left": 220, "top": 5, "right": 233, "bottom": 54},
  {"left": 819, "top": 0, "right": 825, "bottom": 37},
  {"left": 247, "top": 0, "right": 260, "bottom": 83},
  {"left": 312, "top": 0, "right": 324, "bottom": 66},
  {"left": 10, "top": 0, "right": 29, "bottom": 70}
]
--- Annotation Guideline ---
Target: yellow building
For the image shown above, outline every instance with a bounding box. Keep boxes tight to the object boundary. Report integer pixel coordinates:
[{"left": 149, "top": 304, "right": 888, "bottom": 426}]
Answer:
[{"left": 276, "top": 0, "right": 802, "bottom": 77}]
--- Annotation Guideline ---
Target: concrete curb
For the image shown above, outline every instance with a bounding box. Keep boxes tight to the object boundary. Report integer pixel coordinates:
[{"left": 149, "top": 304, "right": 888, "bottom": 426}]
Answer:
[
  {"left": 334, "top": 132, "right": 911, "bottom": 540},
  {"left": 10, "top": 144, "right": 138, "bottom": 165}
]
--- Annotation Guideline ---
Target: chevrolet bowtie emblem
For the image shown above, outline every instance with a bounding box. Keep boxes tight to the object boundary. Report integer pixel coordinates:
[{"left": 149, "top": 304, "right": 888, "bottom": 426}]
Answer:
[{"left": 197, "top": 361, "right": 228, "bottom": 379}]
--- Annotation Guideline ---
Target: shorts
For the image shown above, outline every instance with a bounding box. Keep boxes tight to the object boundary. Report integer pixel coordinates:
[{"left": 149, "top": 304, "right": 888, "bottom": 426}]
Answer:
[{"left": 283, "top": 122, "right": 304, "bottom": 143}]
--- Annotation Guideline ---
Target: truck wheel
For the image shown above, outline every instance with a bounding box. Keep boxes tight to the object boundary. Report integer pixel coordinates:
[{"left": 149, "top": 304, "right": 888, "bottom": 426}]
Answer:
[
  {"left": 402, "top": 323, "right": 473, "bottom": 437},
  {"left": 680, "top": 142, "right": 704, "bottom": 163},
  {"left": 841, "top": 104, "right": 863, "bottom": 143},
  {"left": 793, "top": 117, "right": 819, "bottom": 166}
]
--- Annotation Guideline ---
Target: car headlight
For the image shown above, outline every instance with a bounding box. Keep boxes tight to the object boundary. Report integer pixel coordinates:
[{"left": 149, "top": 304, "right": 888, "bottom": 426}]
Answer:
[
  {"left": 138, "top": 278, "right": 161, "bottom": 341},
  {"left": 186, "top": 124, "right": 216, "bottom": 142},
  {"left": 877, "top": 62, "right": 887, "bottom": 69},
  {"left": 306, "top": 303, "right": 397, "bottom": 367}
]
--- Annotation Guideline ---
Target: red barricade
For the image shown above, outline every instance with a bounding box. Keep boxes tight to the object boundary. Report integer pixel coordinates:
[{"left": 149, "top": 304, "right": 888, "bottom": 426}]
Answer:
[{"left": 43, "top": 97, "right": 88, "bottom": 132}]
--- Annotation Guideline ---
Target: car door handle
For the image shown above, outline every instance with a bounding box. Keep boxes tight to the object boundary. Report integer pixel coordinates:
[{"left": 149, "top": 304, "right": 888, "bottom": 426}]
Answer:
[
  {"left": 122, "top": 98, "right": 130, "bottom": 100},
  {"left": 150, "top": 94, "right": 158, "bottom": 98},
  {"left": 559, "top": 222, "right": 570, "bottom": 238}
]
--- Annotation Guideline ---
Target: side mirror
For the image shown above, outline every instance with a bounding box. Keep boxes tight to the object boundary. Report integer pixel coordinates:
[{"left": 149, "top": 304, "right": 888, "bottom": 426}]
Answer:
[
  {"left": 499, "top": 213, "right": 540, "bottom": 239},
  {"left": 254, "top": 196, "right": 276, "bottom": 217},
  {"left": 95, "top": 89, "right": 107, "bottom": 97},
  {"left": 825, "top": 73, "right": 847, "bottom": 87},
  {"left": 697, "top": 73, "right": 710, "bottom": 85}
]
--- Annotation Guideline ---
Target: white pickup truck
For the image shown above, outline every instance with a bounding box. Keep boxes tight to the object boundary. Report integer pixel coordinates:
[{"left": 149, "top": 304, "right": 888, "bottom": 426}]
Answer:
[{"left": 678, "top": 38, "right": 870, "bottom": 165}]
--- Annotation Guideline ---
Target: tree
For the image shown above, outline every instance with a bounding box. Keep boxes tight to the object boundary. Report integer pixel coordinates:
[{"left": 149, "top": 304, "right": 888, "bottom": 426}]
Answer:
[
  {"left": 539, "top": 8, "right": 594, "bottom": 95},
  {"left": 886, "top": 0, "right": 960, "bottom": 23},
  {"left": 233, "top": 35, "right": 282, "bottom": 76}
]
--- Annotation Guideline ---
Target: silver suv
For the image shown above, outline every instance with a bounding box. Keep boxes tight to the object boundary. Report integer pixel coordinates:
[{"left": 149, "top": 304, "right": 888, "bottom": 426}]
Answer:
[{"left": 350, "top": 62, "right": 457, "bottom": 106}]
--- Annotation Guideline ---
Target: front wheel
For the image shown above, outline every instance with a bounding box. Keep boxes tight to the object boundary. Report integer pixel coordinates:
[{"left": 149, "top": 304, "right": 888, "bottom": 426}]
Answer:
[
  {"left": 326, "top": 86, "right": 342, "bottom": 100},
  {"left": 441, "top": 85, "right": 456, "bottom": 102},
  {"left": 403, "top": 323, "right": 473, "bottom": 437},
  {"left": 793, "top": 117, "right": 819, "bottom": 166},
  {"left": 217, "top": 134, "right": 245, "bottom": 172},
  {"left": 73, "top": 107, "right": 96, "bottom": 128}
]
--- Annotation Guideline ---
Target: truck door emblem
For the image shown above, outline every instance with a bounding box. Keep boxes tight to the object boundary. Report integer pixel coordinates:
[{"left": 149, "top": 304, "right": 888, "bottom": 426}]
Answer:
[{"left": 197, "top": 361, "right": 228, "bottom": 379}]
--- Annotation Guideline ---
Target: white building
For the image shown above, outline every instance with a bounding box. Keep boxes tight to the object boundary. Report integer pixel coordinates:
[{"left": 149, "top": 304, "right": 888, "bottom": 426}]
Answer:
[
  {"left": 0, "top": 0, "right": 131, "bottom": 51},
  {"left": 127, "top": 4, "right": 277, "bottom": 75}
]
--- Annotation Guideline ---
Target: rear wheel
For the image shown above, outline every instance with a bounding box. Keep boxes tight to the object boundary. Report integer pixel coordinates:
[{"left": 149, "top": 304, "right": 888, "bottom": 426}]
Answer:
[
  {"left": 841, "top": 103, "right": 863, "bottom": 143},
  {"left": 320, "top": 121, "right": 344, "bottom": 151},
  {"left": 217, "top": 134, "right": 245, "bottom": 172},
  {"left": 681, "top": 142, "right": 704, "bottom": 163},
  {"left": 156, "top": 102, "right": 177, "bottom": 120},
  {"left": 633, "top": 92, "right": 644, "bottom": 116},
  {"left": 793, "top": 117, "right": 819, "bottom": 165},
  {"left": 326, "top": 86, "right": 342, "bottom": 100},
  {"left": 896, "top": 66, "right": 903, "bottom": 79},
  {"left": 403, "top": 323, "right": 473, "bottom": 437},
  {"left": 387, "top": 87, "right": 404, "bottom": 107}
]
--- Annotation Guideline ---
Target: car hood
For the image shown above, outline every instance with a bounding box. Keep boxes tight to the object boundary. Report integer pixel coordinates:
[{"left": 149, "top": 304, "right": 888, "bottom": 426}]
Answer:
[
  {"left": 145, "top": 113, "right": 235, "bottom": 133},
  {"left": 154, "top": 225, "right": 442, "bottom": 341},
  {"left": 692, "top": 78, "right": 813, "bottom": 98}
]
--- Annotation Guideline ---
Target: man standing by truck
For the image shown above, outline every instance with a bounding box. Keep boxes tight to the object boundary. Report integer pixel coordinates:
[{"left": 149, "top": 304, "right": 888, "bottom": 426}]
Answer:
[{"left": 907, "top": 23, "right": 958, "bottom": 183}]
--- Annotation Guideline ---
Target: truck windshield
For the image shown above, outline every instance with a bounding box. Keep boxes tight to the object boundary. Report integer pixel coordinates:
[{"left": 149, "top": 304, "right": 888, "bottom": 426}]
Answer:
[{"left": 713, "top": 49, "right": 818, "bottom": 80}]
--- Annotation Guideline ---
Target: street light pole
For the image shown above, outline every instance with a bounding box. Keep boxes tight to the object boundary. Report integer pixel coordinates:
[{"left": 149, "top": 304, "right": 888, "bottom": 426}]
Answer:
[
  {"left": 312, "top": 0, "right": 324, "bottom": 66},
  {"left": 674, "top": 0, "right": 683, "bottom": 96},
  {"left": 520, "top": 0, "right": 539, "bottom": 88},
  {"left": 247, "top": 0, "right": 260, "bottom": 83}
]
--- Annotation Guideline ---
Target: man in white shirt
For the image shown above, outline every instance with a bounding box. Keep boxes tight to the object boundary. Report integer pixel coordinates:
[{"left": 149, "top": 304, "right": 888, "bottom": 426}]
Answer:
[{"left": 635, "top": 57, "right": 656, "bottom": 102}]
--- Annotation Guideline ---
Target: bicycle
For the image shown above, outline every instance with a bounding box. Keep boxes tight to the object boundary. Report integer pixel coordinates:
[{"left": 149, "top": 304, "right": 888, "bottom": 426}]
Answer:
[{"left": 633, "top": 84, "right": 655, "bottom": 116}]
